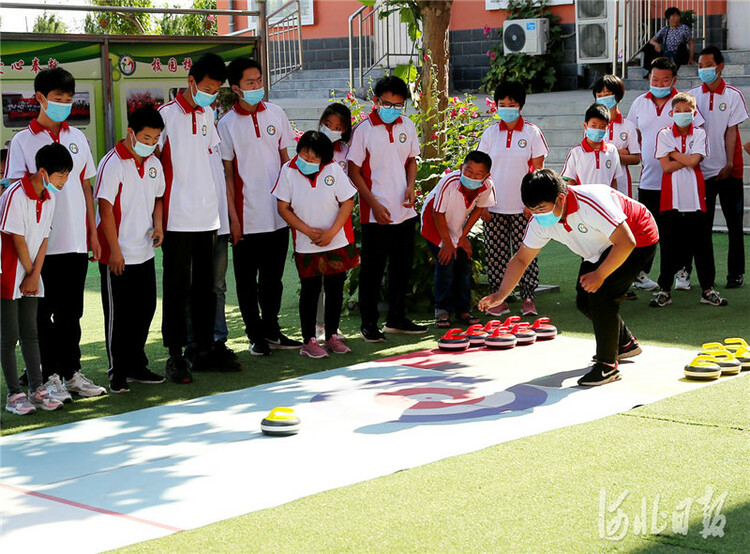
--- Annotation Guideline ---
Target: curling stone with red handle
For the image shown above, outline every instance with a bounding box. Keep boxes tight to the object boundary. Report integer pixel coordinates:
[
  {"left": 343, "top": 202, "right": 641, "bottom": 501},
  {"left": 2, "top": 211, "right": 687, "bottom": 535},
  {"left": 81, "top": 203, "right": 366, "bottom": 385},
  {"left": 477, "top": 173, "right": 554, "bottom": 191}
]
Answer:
[
  {"left": 510, "top": 322, "right": 536, "bottom": 345},
  {"left": 484, "top": 326, "right": 517, "bottom": 349},
  {"left": 484, "top": 320, "right": 503, "bottom": 332},
  {"left": 438, "top": 328, "right": 470, "bottom": 351},
  {"left": 465, "top": 324, "right": 488, "bottom": 347},
  {"left": 530, "top": 317, "right": 557, "bottom": 340}
]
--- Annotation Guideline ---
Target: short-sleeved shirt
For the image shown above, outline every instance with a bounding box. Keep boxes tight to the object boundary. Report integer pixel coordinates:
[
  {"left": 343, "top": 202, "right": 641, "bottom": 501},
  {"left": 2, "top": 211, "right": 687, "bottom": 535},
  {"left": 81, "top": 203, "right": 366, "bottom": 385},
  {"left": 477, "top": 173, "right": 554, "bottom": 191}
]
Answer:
[
  {"left": 654, "top": 123, "right": 708, "bottom": 212},
  {"left": 271, "top": 157, "right": 357, "bottom": 254},
  {"left": 218, "top": 101, "right": 293, "bottom": 235},
  {"left": 157, "top": 91, "right": 220, "bottom": 232},
  {"left": 523, "top": 184, "right": 658, "bottom": 263},
  {"left": 606, "top": 111, "right": 641, "bottom": 197},
  {"left": 4, "top": 119, "right": 96, "bottom": 255},
  {"left": 347, "top": 110, "right": 420, "bottom": 225},
  {"left": 655, "top": 24, "right": 692, "bottom": 53},
  {"left": 626, "top": 88, "right": 704, "bottom": 191},
  {"left": 420, "top": 170, "right": 496, "bottom": 247},
  {"left": 0, "top": 176, "right": 55, "bottom": 299},
  {"left": 94, "top": 140, "right": 166, "bottom": 265},
  {"left": 333, "top": 142, "right": 350, "bottom": 175},
  {"left": 562, "top": 139, "right": 621, "bottom": 186},
  {"left": 477, "top": 117, "right": 549, "bottom": 214},
  {"left": 687, "top": 79, "right": 749, "bottom": 179}
]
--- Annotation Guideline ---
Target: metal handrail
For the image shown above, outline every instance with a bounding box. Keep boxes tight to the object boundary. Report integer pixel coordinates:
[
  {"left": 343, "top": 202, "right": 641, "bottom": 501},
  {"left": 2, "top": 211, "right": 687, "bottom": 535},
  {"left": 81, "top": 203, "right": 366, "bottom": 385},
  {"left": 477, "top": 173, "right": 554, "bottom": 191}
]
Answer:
[{"left": 264, "top": 0, "right": 303, "bottom": 86}]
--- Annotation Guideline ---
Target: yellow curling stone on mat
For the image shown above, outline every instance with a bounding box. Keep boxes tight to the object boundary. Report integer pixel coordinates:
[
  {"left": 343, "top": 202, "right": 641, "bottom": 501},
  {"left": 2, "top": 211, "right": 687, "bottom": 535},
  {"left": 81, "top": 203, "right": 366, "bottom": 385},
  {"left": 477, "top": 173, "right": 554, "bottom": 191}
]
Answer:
[
  {"left": 684, "top": 356, "right": 721, "bottom": 380},
  {"left": 697, "top": 344, "right": 741, "bottom": 376},
  {"left": 261, "top": 407, "right": 301, "bottom": 437}
]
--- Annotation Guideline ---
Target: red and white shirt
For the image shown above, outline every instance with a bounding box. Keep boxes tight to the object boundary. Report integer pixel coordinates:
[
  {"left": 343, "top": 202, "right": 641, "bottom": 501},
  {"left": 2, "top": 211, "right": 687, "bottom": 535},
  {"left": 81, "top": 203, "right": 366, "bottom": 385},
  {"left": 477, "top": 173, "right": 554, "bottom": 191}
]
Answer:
[
  {"left": 4, "top": 119, "right": 96, "bottom": 255},
  {"left": 477, "top": 117, "right": 549, "bottom": 214},
  {"left": 523, "top": 184, "right": 658, "bottom": 263},
  {"left": 626, "top": 88, "right": 705, "bottom": 191},
  {"left": 562, "top": 139, "right": 621, "bottom": 186},
  {"left": 94, "top": 140, "right": 166, "bottom": 265},
  {"left": 157, "top": 91, "right": 220, "bottom": 232},
  {"left": 209, "top": 144, "right": 230, "bottom": 236},
  {"left": 687, "top": 79, "right": 749, "bottom": 180},
  {"left": 654, "top": 123, "right": 708, "bottom": 212},
  {"left": 218, "top": 101, "right": 294, "bottom": 235},
  {"left": 0, "top": 176, "right": 55, "bottom": 299},
  {"left": 347, "top": 110, "right": 420, "bottom": 225},
  {"left": 606, "top": 111, "right": 641, "bottom": 196},
  {"left": 420, "top": 170, "right": 495, "bottom": 247},
  {"left": 333, "top": 141, "right": 350, "bottom": 175},
  {"left": 271, "top": 157, "right": 357, "bottom": 254}
]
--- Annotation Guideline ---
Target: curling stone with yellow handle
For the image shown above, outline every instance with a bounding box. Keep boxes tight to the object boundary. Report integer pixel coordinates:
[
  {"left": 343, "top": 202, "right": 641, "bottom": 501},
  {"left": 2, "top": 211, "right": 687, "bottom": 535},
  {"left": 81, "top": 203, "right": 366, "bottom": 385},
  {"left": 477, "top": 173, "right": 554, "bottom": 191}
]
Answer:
[
  {"left": 684, "top": 356, "right": 721, "bottom": 380},
  {"left": 261, "top": 407, "right": 301, "bottom": 437},
  {"left": 723, "top": 337, "right": 749, "bottom": 353},
  {"left": 705, "top": 351, "right": 742, "bottom": 376},
  {"left": 729, "top": 346, "right": 750, "bottom": 370}
]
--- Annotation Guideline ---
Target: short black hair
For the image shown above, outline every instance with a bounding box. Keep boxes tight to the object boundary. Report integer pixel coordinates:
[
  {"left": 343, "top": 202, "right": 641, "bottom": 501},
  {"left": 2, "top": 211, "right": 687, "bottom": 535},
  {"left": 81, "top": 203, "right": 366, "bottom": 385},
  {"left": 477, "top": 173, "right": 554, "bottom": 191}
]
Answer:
[
  {"left": 35, "top": 143, "right": 73, "bottom": 175},
  {"left": 34, "top": 67, "right": 75, "bottom": 96},
  {"left": 374, "top": 76, "right": 410, "bottom": 100},
  {"left": 296, "top": 130, "right": 334, "bottom": 165},
  {"left": 664, "top": 6, "right": 680, "bottom": 19},
  {"left": 189, "top": 53, "right": 227, "bottom": 84},
  {"left": 699, "top": 46, "right": 724, "bottom": 65},
  {"left": 1, "top": 148, "right": 7, "bottom": 164},
  {"left": 593, "top": 74, "right": 625, "bottom": 102},
  {"left": 585, "top": 103, "right": 610, "bottom": 124},
  {"left": 227, "top": 57, "right": 263, "bottom": 88},
  {"left": 463, "top": 150, "right": 492, "bottom": 173},
  {"left": 521, "top": 169, "right": 567, "bottom": 208},
  {"left": 493, "top": 81, "right": 526, "bottom": 108},
  {"left": 128, "top": 105, "right": 164, "bottom": 134},
  {"left": 319, "top": 103, "right": 352, "bottom": 143},
  {"left": 649, "top": 56, "right": 678, "bottom": 76}
]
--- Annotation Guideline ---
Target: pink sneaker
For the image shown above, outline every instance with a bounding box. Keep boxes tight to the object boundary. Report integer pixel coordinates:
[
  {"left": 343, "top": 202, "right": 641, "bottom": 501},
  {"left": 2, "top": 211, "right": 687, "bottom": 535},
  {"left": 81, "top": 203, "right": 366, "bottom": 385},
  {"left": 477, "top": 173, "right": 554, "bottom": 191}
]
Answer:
[
  {"left": 300, "top": 338, "right": 329, "bottom": 359},
  {"left": 487, "top": 302, "right": 510, "bottom": 316},
  {"left": 28, "top": 386, "right": 64, "bottom": 411},
  {"left": 325, "top": 334, "right": 351, "bottom": 354},
  {"left": 5, "top": 392, "right": 36, "bottom": 415},
  {"left": 521, "top": 298, "right": 538, "bottom": 316}
]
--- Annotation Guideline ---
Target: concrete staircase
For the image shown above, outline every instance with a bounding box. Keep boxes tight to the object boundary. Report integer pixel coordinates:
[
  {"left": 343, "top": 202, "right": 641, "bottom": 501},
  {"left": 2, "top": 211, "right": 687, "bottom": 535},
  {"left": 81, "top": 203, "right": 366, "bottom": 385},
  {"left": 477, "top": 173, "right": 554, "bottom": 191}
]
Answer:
[{"left": 268, "top": 68, "right": 385, "bottom": 100}]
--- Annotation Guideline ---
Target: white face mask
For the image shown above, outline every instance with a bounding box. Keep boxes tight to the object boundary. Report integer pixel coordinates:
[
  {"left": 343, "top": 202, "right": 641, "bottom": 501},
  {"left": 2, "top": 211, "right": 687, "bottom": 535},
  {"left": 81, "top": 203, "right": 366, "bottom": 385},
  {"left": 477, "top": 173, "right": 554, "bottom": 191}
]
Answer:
[{"left": 320, "top": 124, "right": 343, "bottom": 143}]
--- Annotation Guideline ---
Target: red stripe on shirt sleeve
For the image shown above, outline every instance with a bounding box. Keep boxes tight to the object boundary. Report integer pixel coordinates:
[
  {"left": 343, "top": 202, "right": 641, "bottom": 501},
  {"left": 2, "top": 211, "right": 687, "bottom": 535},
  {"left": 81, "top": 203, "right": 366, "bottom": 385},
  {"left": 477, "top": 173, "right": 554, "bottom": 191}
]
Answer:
[{"left": 576, "top": 193, "right": 620, "bottom": 227}]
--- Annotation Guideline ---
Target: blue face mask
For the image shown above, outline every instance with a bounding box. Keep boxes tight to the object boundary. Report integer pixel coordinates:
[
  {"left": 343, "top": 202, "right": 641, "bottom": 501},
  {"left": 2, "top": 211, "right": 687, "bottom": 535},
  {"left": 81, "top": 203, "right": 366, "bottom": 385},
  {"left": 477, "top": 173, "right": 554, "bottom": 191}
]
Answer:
[
  {"left": 460, "top": 173, "right": 484, "bottom": 190},
  {"left": 596, "top": 95, "right": 618, "bottom": 110},
  {"left": 191, "top": 83, "right": 218, "bottom": 108},
  {"left": 673, "top": 111, "right": 694, "bottom": 127},
  {"left": 242, "top": 87, "right": 265, "bottom": 106},
  {"left": 42, "top": 98, "right": 72, "bottom": 123},
  {"left": 533, "top": 209, "right": 561, "bottom": 227},
  {"left": 378, "top": 106, "right": 402, "bottom": 124},
  {"left": 131, "top": 134, "right": 156, "bottom": 158},
  {"left": 698, "top": 67, "right": 717, "bottom": 84},
  {"left": 586, "top": 127, "right": 607, "bottom": 143},
  {"left": 649, "top": 85, "right": 672, "bottom": 98},
  {"left": 296, "top": 156, "right": 320, "bottom": 176},
  {"left": 496, "top": 107, "right": 520, "bottom": 123},
  {"left": 43, "top": 176, "right": 59, "bottom": 194}
]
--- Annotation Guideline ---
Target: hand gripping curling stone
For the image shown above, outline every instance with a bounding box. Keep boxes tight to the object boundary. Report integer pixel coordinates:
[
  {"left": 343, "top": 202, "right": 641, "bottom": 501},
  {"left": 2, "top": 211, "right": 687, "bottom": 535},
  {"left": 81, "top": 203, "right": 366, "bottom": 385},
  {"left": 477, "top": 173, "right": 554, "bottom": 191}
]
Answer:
[
  {"left": 484, "top": 326, "right": 517, "bottom": 349},
  {"left": 723, "top": 337, "right": 749, "bottom": 353},
  {"left": 261, "top": 407, "right": 301, "bottom": 437},
  {"left": 465, "top": 324, "right": 488, "bottom": 347},
  {"left": 510, "top": 322, "right": 536, "bottom": 345},
  {"left": 438, "top": 328, "right": 470, "bottom": 351},
  {"left": 684, "top": 356, "right": 721, "bottom": 380},
  {"left": 530, "top": 317, "right": 557, "bottom": 340}
]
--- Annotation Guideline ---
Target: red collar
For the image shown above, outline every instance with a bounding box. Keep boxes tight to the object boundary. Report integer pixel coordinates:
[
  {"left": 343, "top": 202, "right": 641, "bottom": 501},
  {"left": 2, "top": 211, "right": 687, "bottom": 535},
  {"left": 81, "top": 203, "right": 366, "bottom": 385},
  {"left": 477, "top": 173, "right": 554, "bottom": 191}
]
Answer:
[
  {"left": 21, "top": 174, "right": 50, "bottom": 202},
  {"left": 233, "top": 100, "right": 267, "bottom": 115},
  {"left": 559, "top": 189, "right": 578, "bottom": 231},
  {"left": 645, "top": 87, "right": 678, "bottom": 103},
  {"left": 672, "top": 123, "right": 694, "bottom": 137},
  {"left": 290, "top": 155, "right": 332, "bottom": 186},
  {"left": 29, "top": 118, "right": 69, "bottom": 136},
  {"left": 369, "top": 109, "right": 402, "bottom": 127},
  {"left": 611, "top": 110, "right": 623, "bottom": 124},
  {"left": 701, "top": 78, "right": 727, "bottom": 95},
  {"left": 580, "top": 138, "right": 604, "bottom": 152},
  {"left": 176, "top": 90, "right": 204, "bottom": 113},
  {"left": 499, "top": 116, "right": 525, "bottom": 132}
]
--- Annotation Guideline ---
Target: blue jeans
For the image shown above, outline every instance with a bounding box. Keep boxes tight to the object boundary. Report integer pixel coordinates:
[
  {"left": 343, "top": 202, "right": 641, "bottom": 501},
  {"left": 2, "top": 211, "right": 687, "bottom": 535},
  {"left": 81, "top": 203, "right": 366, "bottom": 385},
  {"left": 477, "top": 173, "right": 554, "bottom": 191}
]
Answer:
[
  {"left": 427, "top": 240, "right": 472, "bottom": 318},
  {"left": 213, "top": 234, "right": 229, "bottom": 342}
]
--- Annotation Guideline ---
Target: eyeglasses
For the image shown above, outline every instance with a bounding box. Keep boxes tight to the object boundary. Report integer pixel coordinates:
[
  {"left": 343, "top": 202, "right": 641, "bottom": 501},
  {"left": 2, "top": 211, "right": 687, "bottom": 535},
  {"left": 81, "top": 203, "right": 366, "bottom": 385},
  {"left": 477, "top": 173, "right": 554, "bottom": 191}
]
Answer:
[{"left": 379, "top": 100, "right": 405, "bottom": 110}]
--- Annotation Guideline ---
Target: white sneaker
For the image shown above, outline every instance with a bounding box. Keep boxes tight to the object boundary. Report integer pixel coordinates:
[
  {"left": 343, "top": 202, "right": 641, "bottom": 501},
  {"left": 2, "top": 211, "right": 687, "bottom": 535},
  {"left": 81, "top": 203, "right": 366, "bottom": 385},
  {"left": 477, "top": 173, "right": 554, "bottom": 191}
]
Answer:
[
  {"left": 28, "top": 386, "right": 64, "bottom": 411},
  {"left": 315, "top": 324, "right": 326, "bottom": 343},
  {"left": 633, "top": 271, "right": 658, "bottom": 291},
  {"left": 674, "top": 268, "right": 691, "bottom": 290},
  {"left": 64, "top": 371, "right": 107, "bottom": 397},
  {"left": 45, "top": 374, "right": 72, "bottom": 404}
]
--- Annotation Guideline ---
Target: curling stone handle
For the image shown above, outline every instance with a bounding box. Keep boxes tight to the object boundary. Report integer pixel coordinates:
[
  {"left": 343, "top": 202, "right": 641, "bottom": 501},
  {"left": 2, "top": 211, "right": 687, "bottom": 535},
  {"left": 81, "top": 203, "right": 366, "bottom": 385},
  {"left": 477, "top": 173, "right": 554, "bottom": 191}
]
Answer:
[{"left": 268, "top": 407, "right": 296, "bottom": 420}]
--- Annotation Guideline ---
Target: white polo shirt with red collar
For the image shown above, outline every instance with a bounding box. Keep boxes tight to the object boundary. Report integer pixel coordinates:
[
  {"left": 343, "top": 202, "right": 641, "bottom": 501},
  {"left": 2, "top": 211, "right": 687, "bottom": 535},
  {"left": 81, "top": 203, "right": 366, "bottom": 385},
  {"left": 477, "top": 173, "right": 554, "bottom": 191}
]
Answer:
[
  {"left": 687, "top": 79, "right": 749, "bottom": 180},
  {"left": 0, "top": 176, "right": 55, "bottom": 299},
  {"left": 562, "top": 139, "right": 621, "bottom": 187},
  {"left": 271, "top": 157, "right": 357, "bottom": 254},
  {"left": 94, "top": 140, "right": 166, "bottom": 265},
  {"left": 655, "top": 123, "right": 708, "bottom": 212},
  {"left": 420, "top": 169, "right": 495, "bottom": 248},
  {"left": 4, "top": 119, "right": 96, "bottom": 255},
  {"left": 333, "top": 141, "right": 350, "bottom": 175},
  {"left": 477, "top": 117, "right": 549, "bottom": 215},
  {"left": 626, "top": 88, "right": 705, "bottom": 191},
  {"left": 218, "top": 101, "right": 294, "bottom": 235},
  {"left": 157, "top": 91, "right": 220, "bottom": 232},
  {"left": 209, "top": 144, "right": 230, "bottom": 236},
  {"left": 523, "top": 184, "right": 658, "bottom": 263},
  {"left": 347, "top": 110, "right": 420, "bottom": 225},
  {"left": 606, "top": 111, "right": 641, "bottom": 196}
]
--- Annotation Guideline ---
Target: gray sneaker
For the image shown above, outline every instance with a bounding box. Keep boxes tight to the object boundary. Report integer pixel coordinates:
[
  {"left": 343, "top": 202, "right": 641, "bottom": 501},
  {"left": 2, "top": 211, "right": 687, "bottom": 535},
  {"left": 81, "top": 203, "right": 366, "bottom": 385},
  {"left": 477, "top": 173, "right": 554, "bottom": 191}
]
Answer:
[
  {"left": 65, "top": 371, "right": 107, "bottom": 397},
  {"left": 45, "top": 374, "right": 73, "bottom": 404},
  {"left": 5, "top": 392, "right": 36, "bottom": 415},
  {"left": 28, "top": 386, "right": 64, "bottom": 411}
]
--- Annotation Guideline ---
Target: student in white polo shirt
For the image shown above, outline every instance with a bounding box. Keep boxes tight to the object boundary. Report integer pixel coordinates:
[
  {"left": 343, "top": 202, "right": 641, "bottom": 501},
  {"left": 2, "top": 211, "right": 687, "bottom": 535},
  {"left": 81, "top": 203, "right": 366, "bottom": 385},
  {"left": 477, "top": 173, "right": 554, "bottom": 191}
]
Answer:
[
  {"left": 219, "top": 57, "right": 300, "bottom": 356},
  {"left": 421, "top": 151, "right": 496, "bottom": 328},
  {"left": 273, "top": 131, "right": 359, "bottom": 359},
  {"left": 1, "top": 143, "right": 71, "bottom": 414},
  {"left": 562, "top": 103, "right": 621, "bottom": 188},
  {"left": 157, "top": 53, "right": 234, "bottom": 381},
  {"left": 348, "top": 75, "right": 427, "bottom": 341},
  {"left": 95, "top": 106, "right": 168, "bottom": 394},
  {"left": 3, "top": 67, "right": 106, "bottom": 400},
  {"left": 651, "top": 93, "right": 728, "bottom": 308},
  {"left": 479, "top": 169, "right": 659, "bottom": 387},
  {"left": 477, "top": 81, "right": 549, "bottom": 318},
  {"left": 689, "top": 46, "right": 749, "bottom": 289}
]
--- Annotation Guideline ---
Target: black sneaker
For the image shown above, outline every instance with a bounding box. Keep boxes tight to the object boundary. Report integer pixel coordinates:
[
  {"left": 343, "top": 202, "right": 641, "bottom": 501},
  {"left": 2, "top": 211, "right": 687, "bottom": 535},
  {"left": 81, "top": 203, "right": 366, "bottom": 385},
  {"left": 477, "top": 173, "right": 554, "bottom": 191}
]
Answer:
[
  {"left": 250, "top": 339, "right": 272, "bottom": 356},
  {"left": 265, "top": 332, "right": 303, "bottom": 350},
  {"left": 165, "top": 355, "right": 193, "bottom": 384},
  {"left": 578, "top": 362, "right": 621, "bottom": 386},
  {"left": 212, "top": 341, "right": 238, "bottom": 362},
  {"left": 109, "top": 373, "right": 130, "bottom": 394},
  {"left": 126, "top": 367, "right": 165, "bottom": 384},
  {"left": 726, "top": 274, "right": 744, "bottom": 289},
  {"left": 624, "top": 290, "right": 637, "bottom": 300},
  {"left": 360, "top": 325, "right": 386, "bottom": 343},
  {"left": 700, "top": 288, "right": 728, "bottom": 306},
  {"left": 618, "top": 337, "right": 642, "bottom": 360},
  {"left": 383, "top": 319, "right": 428, "bottom": 334}
]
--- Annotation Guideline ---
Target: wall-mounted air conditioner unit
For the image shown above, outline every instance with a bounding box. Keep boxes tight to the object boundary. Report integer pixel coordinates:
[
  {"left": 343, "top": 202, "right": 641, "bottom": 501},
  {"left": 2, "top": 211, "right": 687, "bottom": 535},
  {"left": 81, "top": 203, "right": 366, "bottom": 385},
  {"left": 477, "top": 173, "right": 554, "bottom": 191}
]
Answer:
[
  {"left": 575, "top": 0, "right": 617, "bottom": 63},
  {"left": 503, "top": 18, "right": 550, "bottom": 55}
]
